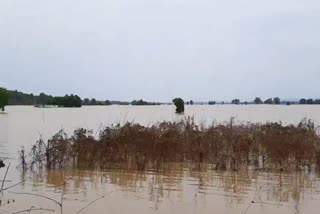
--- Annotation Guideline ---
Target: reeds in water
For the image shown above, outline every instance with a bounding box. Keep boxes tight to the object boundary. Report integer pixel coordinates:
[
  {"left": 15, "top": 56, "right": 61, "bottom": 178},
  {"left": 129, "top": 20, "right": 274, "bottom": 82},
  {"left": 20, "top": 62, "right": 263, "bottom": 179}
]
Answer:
[{"left": 22, "top": 118, "right": 320, "bottom": 171}]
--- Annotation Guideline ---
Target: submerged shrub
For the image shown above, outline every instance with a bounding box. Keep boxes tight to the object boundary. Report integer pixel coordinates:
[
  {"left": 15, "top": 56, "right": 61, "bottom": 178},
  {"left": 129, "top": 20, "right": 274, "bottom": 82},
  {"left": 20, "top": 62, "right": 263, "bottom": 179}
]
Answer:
[
  {"left": 172, "top": 98, "right": 185, "bottom": 114},
  {"left": 23, "top": 119, "right": 320, "bottom": 171}
]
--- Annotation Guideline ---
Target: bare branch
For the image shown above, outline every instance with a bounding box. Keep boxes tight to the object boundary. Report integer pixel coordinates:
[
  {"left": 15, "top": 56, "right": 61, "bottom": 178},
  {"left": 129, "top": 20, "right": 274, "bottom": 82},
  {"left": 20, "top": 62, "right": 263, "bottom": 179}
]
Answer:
[
  {"left": 243, "top": 201, "right": 254, "bottom": 214},
  {"left": 12, "top": 207, "right": 55, "bottom": 214},
  {"left": 0, "top": 163, "right": 10, "bottom": 195},
  {"left": 74, "top": 190, "right": 118, "bottom": 214},
  {"left": 2, "top": 180, "right": 26, "bottom": 191},
  {"left": 9, "top": 192, "right": 62, "bottom": 207},
  {"left": 74, "top": 196, "right": 105, "bottom": 214},
  {"left": 60, "top": 191, "right": 64, "bottom": 214}
]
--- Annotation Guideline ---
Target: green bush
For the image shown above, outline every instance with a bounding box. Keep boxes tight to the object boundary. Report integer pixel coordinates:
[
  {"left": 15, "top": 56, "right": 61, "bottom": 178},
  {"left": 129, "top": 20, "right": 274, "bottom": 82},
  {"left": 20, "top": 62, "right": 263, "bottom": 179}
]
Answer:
[{"left": 172, "top": 98, "right": 184, "bottom": 114}]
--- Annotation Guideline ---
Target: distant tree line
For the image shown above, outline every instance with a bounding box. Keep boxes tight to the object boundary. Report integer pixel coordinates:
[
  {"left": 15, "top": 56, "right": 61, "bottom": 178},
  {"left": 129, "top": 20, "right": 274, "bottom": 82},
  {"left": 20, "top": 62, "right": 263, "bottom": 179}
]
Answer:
[
  {"left": 4, "top": 89, "right": 320, "bottom": 108},
  {"left": 225, "top": 97, "right": 320, "bottom": 105},
  {"left": 207, "top": 97, "right": 320, "bottom": 105},
  {"left": 7, "top": 90, "right": 82, "bottom": 107},
  {"left": 83, "top": 98, "right": 110, "bottom": 106},
  {"left": 299, "top": 98, "right": 320, "bottom": 105},
  {"left": 7, "top": 90, "right": 48, "bottom": 105},
  {"left": 47, "top": 95, "right": 82, "bottom": 107},
  {"left": 254, "top": 97, "right": 281, "bottom": 104},
  {"left": 131, "top": 99, "right": 160, "bottom": 105},
  {"left": 82, "top": 98, "right": 131, "bottom": 105},
  {"left": 186, "top": 100, "right": 194, "bottom": 105},
  {"left": 5, "top": 89, "right": 131, "bottom": 107},
  {"left": 231, "top": 99, "right": 240, "bottom": 105}
]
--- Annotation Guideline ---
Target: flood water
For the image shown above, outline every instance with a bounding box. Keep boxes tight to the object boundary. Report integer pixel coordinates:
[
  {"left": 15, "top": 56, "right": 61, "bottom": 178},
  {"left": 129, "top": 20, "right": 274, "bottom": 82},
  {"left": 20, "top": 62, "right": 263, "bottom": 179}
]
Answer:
[{"left": 1, "top": 105, "right": 320, "bottom": 213}]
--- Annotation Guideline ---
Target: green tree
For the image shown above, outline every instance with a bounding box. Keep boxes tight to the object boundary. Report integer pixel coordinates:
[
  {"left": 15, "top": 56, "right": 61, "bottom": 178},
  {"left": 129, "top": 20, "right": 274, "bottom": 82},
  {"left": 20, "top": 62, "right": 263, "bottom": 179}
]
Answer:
[
  {"left": 273, "top": 97, "right": 281, "bottom": 105},
  {"left": 83, "top": 98, "right": 90, "bottom": 105},
  {"left": 231, "top": 99, "right": 240, "bottom": 105},
  {"left": 89, "top": 98, "right": 97, "bottom": 105},
  {"left": 254, "top": 97, "right": 263, "bottom": 104},
  {"left": 105, "top": 100, "right": 112, "bottom": 105},
  {"left": 131, "top": 99, "right": 157, "bottom": 105},
  {"left": 299, "top": 99, "right": 307, "bottom": 104},
  {"left": 172, "top": 98, "right": 184, "bottom": 114},
  {"left": 307, "top": 98, "right": 314, "bottom": 105},
  {"left": 48, "top": 94, "right": 81, "bottom": 107},
  {"left": 264, "top": 98, "right": 274, "bottom": 104},
  {"left": 38, "top": 93, "right": 48, "bottom": 106},
  {"left": 131, "top": 99, "right": 147, "bottom": 105},
  {"left": 0, "top": 87, "right": 9, "bottom": 111}
]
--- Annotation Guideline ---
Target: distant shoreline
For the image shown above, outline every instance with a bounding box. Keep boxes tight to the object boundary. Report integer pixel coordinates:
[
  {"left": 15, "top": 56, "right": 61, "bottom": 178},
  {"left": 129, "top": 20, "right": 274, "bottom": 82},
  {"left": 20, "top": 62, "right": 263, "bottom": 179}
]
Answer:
[{"left": 5, "top": 89, "right": 320, "bottom": 106}]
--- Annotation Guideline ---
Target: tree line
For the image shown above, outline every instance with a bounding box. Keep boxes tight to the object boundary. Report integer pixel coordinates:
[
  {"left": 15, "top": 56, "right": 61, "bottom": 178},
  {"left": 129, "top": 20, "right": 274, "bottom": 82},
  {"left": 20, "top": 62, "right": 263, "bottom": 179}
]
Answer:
[
  {"left": 1, "top": 88, "right": 163, "bottom": 109},
  {"left": 298, "top": 99, "right": 320, "bottom": 105},
  {"left": 131, "top": 99, "right": 160, "bottom": 105},
  {"left": 1, "top": 88, "right": 320, "bottom": 112},
  {"left": 3, "top": 89, "right": 82, "bottom": 108},
  {"left": 83, "top": 98, "right": 113, "bottom": 106},
  {"left": 2, "top": 89, "right": 130, "bottom": 108},
  {"left": 227, "top": 97, "right": 320, "bottom": 105},
  {"left": 47, "top": 95, "right": 82, "bottom": 107}
]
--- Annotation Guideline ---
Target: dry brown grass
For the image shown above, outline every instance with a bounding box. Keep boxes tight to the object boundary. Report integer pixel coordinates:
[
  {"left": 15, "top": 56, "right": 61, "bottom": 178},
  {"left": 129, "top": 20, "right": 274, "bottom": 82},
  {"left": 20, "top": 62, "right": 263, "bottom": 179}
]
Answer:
[{"left": 23, "top": 118, "right": 320, "bottom": 171}]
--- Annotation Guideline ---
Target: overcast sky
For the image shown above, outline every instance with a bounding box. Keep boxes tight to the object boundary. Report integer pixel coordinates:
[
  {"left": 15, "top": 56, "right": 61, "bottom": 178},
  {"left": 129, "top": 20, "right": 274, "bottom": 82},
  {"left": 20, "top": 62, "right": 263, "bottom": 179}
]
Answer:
[{"left": 0, "top": 0, "right": 319, "bottom": 102}]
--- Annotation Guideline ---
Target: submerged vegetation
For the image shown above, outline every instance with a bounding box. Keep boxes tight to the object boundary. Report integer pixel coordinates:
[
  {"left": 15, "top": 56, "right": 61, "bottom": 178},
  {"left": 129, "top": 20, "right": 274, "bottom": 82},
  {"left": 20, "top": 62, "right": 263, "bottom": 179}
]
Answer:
[
  {"left": 21, "top": 118, "right": 320, "bottom": 172},
  {"left": 172, "top": 98, "right": 185, "bottom": 114}
]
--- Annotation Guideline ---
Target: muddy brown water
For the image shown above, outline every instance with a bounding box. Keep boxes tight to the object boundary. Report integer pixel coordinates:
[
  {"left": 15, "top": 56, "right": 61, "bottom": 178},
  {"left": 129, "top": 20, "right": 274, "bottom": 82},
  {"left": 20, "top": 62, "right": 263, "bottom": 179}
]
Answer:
[{"left": 1, "top": 105, "right": 320, "bottom": 213}]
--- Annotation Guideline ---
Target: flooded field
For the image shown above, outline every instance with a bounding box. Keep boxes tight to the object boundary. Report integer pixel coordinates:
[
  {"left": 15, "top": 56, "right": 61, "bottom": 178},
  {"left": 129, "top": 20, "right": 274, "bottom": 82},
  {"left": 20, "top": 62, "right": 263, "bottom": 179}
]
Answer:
[
  {"left": 2, "top": 105, "right": 320, "bottom": 158},
  {"left": 1, "top": 105, "right": 320, "bottom": 213},
  {"left": 2, "top": 168, "right": 320, "bottom": 214}
]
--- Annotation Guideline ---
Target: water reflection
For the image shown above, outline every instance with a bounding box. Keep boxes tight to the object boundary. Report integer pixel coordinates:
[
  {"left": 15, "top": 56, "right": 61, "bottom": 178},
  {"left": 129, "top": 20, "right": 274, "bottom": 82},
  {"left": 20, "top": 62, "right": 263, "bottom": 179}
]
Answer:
[
  {"left": 14, "top": 167, "right": 319, "bottom": 213},
  {"left": 0, "top": 112, "right": 8, "bottom": 158}
]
